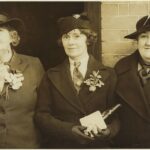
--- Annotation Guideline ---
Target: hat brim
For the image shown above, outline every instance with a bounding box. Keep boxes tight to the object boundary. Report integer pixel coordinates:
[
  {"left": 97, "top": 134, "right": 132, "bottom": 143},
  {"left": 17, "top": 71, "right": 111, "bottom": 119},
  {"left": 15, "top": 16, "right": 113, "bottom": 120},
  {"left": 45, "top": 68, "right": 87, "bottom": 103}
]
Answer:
[{"left": 125, "top": 26, "right": 150, "bottom": 39}]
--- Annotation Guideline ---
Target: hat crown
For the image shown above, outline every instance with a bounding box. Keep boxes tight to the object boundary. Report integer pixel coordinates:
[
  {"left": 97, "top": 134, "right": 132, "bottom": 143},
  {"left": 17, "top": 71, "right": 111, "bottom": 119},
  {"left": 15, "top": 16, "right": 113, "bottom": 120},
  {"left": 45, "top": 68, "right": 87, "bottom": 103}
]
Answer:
[
  {"left": 136, "top": 15, "right": 150, "bottom": 30},
  {"left": 57, "top": 13, "right": 91, "bottom": 36}
]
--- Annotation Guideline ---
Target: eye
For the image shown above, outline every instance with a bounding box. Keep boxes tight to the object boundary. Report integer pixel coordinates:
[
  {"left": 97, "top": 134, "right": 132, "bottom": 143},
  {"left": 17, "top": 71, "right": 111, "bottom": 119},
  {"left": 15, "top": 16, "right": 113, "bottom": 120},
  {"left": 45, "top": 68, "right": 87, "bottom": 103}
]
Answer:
[
  {"left": 62, "top": 34, "right": 70, "bottom": 39},
  {"left": 73, "top": 34, "right": 80, "bottom": 38},
  {"left": 139, "top": 33, "right": 148, "bottom": 38}
]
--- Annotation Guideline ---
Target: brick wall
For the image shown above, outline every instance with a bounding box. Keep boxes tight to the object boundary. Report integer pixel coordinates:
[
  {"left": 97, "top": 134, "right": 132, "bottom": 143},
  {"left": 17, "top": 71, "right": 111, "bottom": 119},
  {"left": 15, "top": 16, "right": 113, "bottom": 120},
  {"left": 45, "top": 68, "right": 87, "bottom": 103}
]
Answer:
[{"left": 101, "top": 1, "right": 150, "bottom": 67}]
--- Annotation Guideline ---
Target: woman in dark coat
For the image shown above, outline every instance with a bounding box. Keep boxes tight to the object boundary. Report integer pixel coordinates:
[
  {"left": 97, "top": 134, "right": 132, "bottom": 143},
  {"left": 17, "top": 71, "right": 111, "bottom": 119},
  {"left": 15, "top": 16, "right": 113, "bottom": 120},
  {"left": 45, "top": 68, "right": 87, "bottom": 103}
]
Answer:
[
  {"left": 0, "top": 13, "right": 45, "bottom": 148},
  {"left": 35, "top": 13, "right": 120, "bottom": 148},
  {"left": 115, "top": 15, "right": 150, "bottom": 148}
]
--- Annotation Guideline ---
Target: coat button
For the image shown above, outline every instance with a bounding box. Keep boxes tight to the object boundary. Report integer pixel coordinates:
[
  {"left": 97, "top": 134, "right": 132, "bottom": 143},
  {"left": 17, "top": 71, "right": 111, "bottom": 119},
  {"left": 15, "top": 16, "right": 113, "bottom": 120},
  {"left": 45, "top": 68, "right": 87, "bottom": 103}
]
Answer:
[
  {"left": 0, "top": 106, "right": 5, "bottom": 114},
  {"left": 0, "top": 123, "right": 6, "bottom": 130}
]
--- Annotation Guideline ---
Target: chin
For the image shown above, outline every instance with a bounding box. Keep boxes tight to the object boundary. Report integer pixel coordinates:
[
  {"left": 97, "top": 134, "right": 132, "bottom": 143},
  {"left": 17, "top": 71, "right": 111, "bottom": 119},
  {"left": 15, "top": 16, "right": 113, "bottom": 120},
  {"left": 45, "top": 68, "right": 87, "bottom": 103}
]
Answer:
[
  {"left": 142, "top": 55, "right": 150, "bottom": 63},
  {"left": 144, "top": 52, "right": 150, "bottom": 58},
  {"left": 69, "top": 53, "right": 81, "bottom": 59}
]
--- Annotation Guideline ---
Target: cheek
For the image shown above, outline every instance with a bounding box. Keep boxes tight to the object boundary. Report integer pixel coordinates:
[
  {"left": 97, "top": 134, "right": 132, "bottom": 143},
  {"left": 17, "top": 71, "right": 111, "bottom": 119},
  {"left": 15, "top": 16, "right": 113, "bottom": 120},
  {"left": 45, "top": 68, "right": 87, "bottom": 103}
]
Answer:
[
  {"left": 62, "top": 40, "right": 67, "bottom": 48},
  {"left": 79, "top": 40, "right": 87, "bottom": 48},
  {"left": 138, "top": 38, "right": 146, "bottom": 46},
  {"left": 0, "top": 34, "right": 11, "bottom": 44}
]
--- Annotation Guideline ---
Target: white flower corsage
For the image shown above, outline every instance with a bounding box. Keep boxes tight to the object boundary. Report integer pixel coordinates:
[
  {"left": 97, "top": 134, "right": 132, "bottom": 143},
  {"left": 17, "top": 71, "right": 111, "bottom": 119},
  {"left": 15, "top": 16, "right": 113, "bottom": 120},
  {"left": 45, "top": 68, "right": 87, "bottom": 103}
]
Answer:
[
  {"left": 0, "top": 64, "right": 24, "bottom": 99},
  {"left": 5, "top": 71, "right": 24, "bottom": 90},
  {"left": 84, "top": 70, "right": 104, "bottom": 92}
]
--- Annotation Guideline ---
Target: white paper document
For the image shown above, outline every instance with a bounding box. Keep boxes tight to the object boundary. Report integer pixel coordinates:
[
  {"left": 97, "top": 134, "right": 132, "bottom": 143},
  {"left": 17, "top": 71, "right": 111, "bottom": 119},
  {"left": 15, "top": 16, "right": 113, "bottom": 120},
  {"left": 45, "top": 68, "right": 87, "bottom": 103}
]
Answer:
[{"left": 80, "top": 110, "right": 107, "bottom": 130}]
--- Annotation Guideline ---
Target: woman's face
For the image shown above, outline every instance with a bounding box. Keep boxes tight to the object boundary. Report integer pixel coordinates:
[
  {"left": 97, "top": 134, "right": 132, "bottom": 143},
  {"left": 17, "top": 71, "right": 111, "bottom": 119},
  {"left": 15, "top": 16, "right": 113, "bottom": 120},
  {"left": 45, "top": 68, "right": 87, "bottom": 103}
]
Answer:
[
  {"left": 138, "top": 31, "right": 150, "bottom": 63},
  {"left": 62, "top": 29, "right": 88, "bottom": 60}
]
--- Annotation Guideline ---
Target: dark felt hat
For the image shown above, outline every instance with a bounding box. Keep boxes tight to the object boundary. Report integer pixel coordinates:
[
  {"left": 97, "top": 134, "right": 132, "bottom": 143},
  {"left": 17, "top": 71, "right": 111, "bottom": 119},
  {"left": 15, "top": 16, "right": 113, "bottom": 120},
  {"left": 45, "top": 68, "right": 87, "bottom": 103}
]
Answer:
[
  {"left": 125, "top": 15, "right": 150, "bottom": 39},
  {"left": 57, "top": 13, "right": 92, "bottom": 37},
  {"left": 0, "top": 13, "right": 24, "bottom": 34}
]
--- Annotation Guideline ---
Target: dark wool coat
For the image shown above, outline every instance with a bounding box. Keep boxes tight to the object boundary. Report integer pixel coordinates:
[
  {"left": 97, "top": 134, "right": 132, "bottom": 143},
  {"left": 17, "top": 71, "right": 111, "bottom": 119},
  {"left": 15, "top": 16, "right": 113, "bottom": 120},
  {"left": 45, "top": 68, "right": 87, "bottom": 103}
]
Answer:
[
  {"left": 0, "top": 52, "right": 45, "bottom": 148},
  {"left": 35, "top": 55, "right": 119, "bottom": 148},
  {"left": 115, "top": 50, "right": 150, "bottom": 148}
]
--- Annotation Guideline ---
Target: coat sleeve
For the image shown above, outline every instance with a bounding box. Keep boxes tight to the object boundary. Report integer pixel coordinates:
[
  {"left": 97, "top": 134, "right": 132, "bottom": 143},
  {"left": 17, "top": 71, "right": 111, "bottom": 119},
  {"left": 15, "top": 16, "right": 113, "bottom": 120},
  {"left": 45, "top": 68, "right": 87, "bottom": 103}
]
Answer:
[
  {"left": 106, "top": 68, "right": 120, "bottom": 139},
  {"left": 35, "top": 73, "right": 75, "bottom": 139},
  {"left": 34, "top": 58, "right": 45, "bottom": 88}
]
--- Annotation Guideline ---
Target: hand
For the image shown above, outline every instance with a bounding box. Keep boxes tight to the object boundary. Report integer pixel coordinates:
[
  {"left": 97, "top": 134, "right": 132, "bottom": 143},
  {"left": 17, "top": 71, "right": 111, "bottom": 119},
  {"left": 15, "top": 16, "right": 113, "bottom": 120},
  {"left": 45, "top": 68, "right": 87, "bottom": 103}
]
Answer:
[
  {"left": 72, "top": 125, "right": 94, "bottom": 144},
  {"left": 92, "top": 127, "right": 111, "bottom": 140}
]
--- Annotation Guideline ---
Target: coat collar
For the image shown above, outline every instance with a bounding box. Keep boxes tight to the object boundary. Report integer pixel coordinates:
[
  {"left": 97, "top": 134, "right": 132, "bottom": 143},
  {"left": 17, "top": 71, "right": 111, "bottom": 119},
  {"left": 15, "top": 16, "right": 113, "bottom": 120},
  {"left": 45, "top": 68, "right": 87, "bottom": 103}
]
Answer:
[
  {"left": 48, "top": 55, "right": 108, "bottom": 114},
  {"left": 8, "top": 51, "right": 28, "bottom": 73},
  {"left": 116, "top": 50, "right": 150, "bottom": 122}
]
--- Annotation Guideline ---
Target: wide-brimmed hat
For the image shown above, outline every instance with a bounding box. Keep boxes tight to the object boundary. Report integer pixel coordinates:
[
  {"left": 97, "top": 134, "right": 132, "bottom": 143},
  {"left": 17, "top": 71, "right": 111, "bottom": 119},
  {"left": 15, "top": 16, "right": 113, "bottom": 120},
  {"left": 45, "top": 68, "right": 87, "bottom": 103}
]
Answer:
[
  {"left": 0, "top": 13, "right": 24, "bottom": 34},
  {"left": 57, "top": 13, "right": 92, "bottom": 37},
  {"left": 125, "top": 15, "right": 150, "bottom": 39}
]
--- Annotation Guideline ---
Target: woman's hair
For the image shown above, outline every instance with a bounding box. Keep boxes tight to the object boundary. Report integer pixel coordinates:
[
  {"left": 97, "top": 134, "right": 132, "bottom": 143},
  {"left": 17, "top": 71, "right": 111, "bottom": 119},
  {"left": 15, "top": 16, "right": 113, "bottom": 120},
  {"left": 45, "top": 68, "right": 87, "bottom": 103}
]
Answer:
[
  {"left": 80, "top": 29, "right": 97, "bottom": 45},
  {"left": 57, "top": 28, "right": 97, "bottom": 47},
  {"left": 1, "top": 25, "right": 20, "bottom": 47}
]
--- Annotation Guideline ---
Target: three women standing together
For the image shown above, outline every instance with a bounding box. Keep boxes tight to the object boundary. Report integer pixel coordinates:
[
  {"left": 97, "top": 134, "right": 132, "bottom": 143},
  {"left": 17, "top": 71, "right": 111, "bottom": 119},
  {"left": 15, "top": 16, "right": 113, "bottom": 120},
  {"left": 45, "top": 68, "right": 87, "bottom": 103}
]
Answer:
[{"left": 0, "top": 12, "right": 150, "bottom": 148}]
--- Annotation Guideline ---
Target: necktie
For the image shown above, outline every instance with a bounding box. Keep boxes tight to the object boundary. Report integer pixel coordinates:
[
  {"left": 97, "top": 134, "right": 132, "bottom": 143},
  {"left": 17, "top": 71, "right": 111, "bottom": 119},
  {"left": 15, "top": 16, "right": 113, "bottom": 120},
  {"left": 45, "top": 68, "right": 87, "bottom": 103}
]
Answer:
[
  {"left": 73, "top": 62, "right": 84, "bottom": 93},
  {"left": 139, "top": 57, "right": 150, "bottom": 85}
]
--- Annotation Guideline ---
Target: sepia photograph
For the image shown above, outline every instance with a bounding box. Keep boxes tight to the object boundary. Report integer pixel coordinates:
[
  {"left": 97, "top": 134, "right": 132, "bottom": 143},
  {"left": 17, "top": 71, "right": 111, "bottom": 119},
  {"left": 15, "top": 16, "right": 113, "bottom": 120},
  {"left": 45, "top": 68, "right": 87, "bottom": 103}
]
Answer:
[{"left": 0, "top": 0, "right": 149, "bottom": 149}]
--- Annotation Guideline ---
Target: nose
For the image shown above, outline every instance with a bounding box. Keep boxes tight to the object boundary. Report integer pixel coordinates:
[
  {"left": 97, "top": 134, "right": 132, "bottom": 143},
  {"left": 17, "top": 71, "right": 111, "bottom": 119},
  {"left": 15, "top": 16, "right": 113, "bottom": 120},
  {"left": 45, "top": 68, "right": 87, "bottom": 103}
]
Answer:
[
  {"left": 67, "top": 37, "right": 74, "bottom": 45},
  {"left": 145, "top": 37, "right": 150, "bottom": 46}
]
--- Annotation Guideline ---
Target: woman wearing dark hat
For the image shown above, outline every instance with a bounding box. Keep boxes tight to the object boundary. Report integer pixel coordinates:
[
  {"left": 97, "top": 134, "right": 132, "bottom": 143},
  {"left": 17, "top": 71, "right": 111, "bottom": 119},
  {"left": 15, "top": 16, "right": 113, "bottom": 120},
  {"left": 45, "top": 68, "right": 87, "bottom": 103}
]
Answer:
[
  {"left": 0, "top": 13, "right": 44, "bottom": 148},
  {"left": 35, "top": 13, "right": 120, "bottom": 148},
  {"left": 115, "top": 15, "right": 150, "bottom": 148}
]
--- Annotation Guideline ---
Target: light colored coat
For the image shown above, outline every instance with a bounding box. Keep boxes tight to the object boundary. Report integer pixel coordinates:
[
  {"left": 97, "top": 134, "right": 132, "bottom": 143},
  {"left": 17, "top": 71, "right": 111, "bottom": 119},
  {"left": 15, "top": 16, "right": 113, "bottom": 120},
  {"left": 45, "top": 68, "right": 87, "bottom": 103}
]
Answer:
[{"left": 0, "top": 52, "right": 45, "bottom": 148}]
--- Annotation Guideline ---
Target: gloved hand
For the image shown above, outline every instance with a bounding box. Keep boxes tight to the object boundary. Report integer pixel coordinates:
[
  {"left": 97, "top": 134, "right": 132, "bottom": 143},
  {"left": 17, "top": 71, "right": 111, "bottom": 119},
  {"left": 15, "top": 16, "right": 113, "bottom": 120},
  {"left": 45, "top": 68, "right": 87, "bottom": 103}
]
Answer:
[
  {"left": 72, "top": 125, "right": 94, "bottom": 144},
  {"left": 92, "top": 127, "right": 111, "bottom": 140}
]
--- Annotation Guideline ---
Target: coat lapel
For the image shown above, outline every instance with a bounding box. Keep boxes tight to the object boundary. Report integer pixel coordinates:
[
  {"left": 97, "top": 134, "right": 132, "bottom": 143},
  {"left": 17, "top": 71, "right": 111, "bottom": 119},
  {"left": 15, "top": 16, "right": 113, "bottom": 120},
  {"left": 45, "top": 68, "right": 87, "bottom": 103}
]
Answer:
[
  {"left": 78, "top": 55, "right": 109, "bottom": 104},
  {"left": 116, "top": 51, "right": 150, "bottom": 122},
  {"left": 48, "top": 59, "right": 86, "bottom": 114}
]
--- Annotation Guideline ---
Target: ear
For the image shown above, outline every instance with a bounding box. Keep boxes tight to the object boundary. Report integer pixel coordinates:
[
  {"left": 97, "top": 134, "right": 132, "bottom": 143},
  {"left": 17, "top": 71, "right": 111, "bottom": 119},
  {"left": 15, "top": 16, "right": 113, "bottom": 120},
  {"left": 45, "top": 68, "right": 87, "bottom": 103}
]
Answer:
[{"left": 9, "top": 30, "right": 20, "bottom": 46}]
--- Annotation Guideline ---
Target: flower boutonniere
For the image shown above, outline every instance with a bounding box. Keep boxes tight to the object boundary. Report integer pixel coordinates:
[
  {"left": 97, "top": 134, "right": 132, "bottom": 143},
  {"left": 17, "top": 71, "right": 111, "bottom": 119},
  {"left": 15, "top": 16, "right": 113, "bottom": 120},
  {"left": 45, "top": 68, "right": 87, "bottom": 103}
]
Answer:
[{"left": 84, "top": 70, "right": 104, "bottom": 92}]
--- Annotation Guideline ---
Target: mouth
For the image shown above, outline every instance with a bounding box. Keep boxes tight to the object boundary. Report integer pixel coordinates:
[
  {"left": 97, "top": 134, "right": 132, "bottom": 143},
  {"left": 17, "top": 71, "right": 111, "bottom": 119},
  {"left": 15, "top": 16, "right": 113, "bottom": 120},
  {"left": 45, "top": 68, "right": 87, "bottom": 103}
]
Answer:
[{"left": 68, "top": 47, "right": 77, "bottom": 50}]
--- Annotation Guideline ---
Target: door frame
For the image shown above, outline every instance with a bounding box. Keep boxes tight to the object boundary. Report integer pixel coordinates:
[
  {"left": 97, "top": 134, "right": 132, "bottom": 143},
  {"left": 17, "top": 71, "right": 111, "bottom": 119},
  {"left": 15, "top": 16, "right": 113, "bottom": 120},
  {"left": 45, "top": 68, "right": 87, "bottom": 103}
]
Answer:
[{"left": 84, "top": 2, "right": 101, "bottom": 61}]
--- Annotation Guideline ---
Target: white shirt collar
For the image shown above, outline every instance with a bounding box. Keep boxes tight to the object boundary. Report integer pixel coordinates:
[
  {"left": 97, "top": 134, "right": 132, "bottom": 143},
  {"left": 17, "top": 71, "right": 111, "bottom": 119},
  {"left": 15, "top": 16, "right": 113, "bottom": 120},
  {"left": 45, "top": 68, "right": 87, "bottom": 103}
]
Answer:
[{"left": 69, "top": 54, "right": 89, "bottom": 79}]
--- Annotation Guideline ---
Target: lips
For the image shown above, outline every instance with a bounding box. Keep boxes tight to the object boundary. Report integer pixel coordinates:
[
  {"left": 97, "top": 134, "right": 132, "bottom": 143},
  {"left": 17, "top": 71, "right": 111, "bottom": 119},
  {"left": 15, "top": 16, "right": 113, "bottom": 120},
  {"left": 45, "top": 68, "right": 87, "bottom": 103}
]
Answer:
[{"left": 68, "top": 47, "right": 77, "bottom": 50}]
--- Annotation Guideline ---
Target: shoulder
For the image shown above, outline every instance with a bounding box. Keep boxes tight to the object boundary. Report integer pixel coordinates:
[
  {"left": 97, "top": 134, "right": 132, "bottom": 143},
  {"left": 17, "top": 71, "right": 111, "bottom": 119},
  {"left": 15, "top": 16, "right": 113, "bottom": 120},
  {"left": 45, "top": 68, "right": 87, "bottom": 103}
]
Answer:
[
  {"left": 17, "top": 53, "right": 45, "bottom": 77},
  {"left": 47, "top": 59, "right": 67, "bottom": 74},
  {"left": 115, "top": 51, "right": 138, "bottom": 74},
  {"left": 90, "top": 56, "right": 116, "bottom": 81},
  {"left": 17, "top": 53, "right": 42, "bottom": 65},
  {"left": 90, "top": 55, "right": 115, "bottom": 72},
  {"left": 115, "top": 55, "right": 132, "bottom": 69}
]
